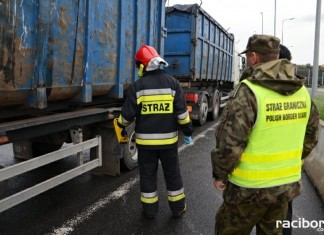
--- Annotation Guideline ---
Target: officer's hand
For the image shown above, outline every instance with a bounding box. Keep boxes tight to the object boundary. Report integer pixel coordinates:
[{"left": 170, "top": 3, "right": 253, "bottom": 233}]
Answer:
[
  {"left": 184, "top": 136, "right": 192, "bottom": 145},
  {"left": 121, "top": 128, "right": 127, "bottom": 137},
  {"left": 213, "top": 179, "right": 226, "bottom": 191}
]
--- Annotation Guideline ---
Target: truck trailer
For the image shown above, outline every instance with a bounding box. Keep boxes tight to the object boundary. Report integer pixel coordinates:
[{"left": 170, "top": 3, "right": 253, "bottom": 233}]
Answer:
[
  {"left": 0, "top": 0, "right": 166, "bottom": 212},
  {"left": 164, "top": 4, "right": 240, "bottom": 125}
]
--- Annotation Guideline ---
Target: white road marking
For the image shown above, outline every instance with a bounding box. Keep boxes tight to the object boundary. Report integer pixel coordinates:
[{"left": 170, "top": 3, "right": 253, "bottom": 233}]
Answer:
[
  {"left": 178, "top": 124, "right": 216, "bottom": 153},
  {"left": 50, "top": 177, "right": 139, "bottom": 235},
  {"left": 50, "top": 122, "right": 218, "bottom": 234}
]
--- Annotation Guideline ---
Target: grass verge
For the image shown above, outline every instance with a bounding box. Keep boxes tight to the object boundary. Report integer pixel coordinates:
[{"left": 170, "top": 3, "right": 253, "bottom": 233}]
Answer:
[{"left": 312, "top": 93, "right": 324, "bottom": 120}]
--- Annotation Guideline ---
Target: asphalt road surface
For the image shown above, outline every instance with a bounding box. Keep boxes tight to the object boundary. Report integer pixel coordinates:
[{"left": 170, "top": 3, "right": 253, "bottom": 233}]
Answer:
[{"left": 0, "top": 120, "right": 323, "bottom": 235}]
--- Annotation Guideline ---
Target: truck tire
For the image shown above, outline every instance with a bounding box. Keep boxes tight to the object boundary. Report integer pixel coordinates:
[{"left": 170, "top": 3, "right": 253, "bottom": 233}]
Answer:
[
  {"left": 121, "top": 122, "right": 138, "bottom": 170},
  {"left": 210, "top": 91, "right": 220, "bottom": 120},
  {"left": 197, "top": 95, "right": 208, "bottom": 126}
]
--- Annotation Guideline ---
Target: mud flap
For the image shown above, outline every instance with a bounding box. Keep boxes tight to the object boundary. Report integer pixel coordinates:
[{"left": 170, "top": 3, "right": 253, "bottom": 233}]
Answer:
[
  {"left": 13, "top": 140, "right": 33, "bottom": 159},
  {"left": 91, "top": 125, "right": 121, "bottom": 176},
  {"left": 0, "top": 165, "right": 7, "bottom": 197}
]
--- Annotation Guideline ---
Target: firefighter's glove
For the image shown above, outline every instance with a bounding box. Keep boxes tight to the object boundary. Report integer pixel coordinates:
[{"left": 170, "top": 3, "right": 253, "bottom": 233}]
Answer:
[
  {"left": 184, "top": 136, "right": 192, "bottom": 145},
  {"left": 121, "top": 128, "right": 127, "bottom": 137}
]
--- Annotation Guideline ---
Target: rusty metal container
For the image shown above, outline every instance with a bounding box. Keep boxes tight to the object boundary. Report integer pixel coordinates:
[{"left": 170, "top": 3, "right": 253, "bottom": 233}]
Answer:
[{"left": 0, "top": 0, "right": 166, "bottom": 113}]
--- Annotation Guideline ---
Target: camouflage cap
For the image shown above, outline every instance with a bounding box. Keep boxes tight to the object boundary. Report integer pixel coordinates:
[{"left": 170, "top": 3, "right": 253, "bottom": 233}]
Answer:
[{"left": 240, "top": 34, "right": 280, "bottom": 55}]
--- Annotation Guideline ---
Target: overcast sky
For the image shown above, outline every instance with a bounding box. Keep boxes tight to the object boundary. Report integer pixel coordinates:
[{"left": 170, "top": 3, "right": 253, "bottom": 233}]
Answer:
[{"left": 166, "top": 0, "right": 324, "bottom": 65}]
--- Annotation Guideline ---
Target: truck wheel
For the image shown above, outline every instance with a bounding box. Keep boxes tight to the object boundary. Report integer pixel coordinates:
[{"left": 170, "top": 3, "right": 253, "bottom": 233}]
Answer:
[
  {"left": 210, "top": 91, "right": 220, "bottom": 120},
  {"left": 198, "top": 95, "right": 208, "bottom": 126},
  {"left": 121, "top": 123, "right": 138, "bottom": 170}
]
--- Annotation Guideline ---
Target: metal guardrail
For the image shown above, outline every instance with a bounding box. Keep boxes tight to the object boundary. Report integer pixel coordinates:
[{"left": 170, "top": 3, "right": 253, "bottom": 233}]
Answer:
[{"left": 0, "top": 136, "right": 102, "bottom": 213}]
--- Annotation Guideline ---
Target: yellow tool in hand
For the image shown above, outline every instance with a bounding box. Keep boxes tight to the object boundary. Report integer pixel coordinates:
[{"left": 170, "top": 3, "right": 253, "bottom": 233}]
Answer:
[{"left": 113, "top": 118, "right": 129, "bottom": 143}]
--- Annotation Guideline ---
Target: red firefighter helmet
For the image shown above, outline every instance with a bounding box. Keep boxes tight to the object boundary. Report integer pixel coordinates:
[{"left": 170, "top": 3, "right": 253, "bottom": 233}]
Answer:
[{"left": 135, "top": 45, "right": 160, "bottom": 67}]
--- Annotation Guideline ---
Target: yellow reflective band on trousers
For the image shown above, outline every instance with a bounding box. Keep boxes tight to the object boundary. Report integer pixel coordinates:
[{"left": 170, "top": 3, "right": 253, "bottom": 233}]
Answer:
[
  {"left": 141, "top": 191, "right": 158, "bottom": 204},
  {"left": 168, "top": 193, "right": 185, "bottom": 202},
  {"left": 141, "top": 196, "right": 158, "bottom": 204},
  {"left": 228, "top": 80, "right": 311, "bottom": 188}
]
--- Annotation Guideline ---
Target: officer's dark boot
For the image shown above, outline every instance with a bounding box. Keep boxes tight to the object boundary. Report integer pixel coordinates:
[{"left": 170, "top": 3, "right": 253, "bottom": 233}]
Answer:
[{"left": 142, "top": 202, "right": 158, "bottom": 219}]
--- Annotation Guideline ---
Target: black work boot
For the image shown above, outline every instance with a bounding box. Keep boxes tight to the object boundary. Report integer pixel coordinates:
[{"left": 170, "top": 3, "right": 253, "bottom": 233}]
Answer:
[
  {"left": 142, "top": 202, "right": 158, "bottom": 219},
  {"left": 172, "top": 204, "right": 186, "bottom": 218},
  {"left": 142, "top": 211, "right": 156, "bottom": 220}
]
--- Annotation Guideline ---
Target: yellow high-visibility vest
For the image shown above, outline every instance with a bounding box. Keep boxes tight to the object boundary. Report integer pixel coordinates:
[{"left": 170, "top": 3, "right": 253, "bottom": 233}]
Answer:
[{"left": 228, "top": 80, "right": 311, "bottom": 188}]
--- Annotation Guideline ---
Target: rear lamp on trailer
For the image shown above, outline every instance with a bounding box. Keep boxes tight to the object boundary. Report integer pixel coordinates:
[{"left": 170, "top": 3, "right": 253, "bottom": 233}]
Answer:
[
  {"left": 0, "top": 136, "right": 9, "bottom": 144},
  {"left": 185, "top": 93, "right": 199, "bottom": 103}
]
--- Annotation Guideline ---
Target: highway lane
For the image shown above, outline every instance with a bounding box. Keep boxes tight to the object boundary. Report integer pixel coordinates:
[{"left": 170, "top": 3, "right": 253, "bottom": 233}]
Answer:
[{"left": 0, "top": 120, "right": 323, "bottom": 235}]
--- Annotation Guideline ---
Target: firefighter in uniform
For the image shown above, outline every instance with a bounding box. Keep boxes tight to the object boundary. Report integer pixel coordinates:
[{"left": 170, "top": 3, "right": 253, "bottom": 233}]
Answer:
[
  {"left": 117, "top": 45, "right": 193, "bottom": 219},
  {"left": 211, "top": 35, "right": 319, "bottom": 234}
]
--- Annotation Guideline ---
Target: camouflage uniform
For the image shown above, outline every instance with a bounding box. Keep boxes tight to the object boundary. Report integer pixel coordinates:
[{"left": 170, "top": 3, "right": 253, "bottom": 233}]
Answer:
[{"left": 211, "top": 58, "right": 319, "bottom": 234}]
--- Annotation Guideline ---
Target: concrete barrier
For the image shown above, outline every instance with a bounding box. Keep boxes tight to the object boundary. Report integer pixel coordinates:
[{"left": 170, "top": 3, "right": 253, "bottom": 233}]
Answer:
[{"left": 304, "top": 120, "right": 324, "bottom": 202}]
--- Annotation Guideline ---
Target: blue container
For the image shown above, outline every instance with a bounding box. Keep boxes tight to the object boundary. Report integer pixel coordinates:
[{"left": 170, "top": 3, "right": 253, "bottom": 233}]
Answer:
[
  {"left": 164, "top": 4, "right": 234, "bottom": 82},
  {"left": 0, "top": 0, "right": 166, "bottom": 109}
]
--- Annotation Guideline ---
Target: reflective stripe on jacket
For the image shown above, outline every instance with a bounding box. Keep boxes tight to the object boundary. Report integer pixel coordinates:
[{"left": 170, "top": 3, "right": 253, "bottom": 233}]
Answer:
[{"left": 228, "top": 79, "right": 311, "bottom": 188}]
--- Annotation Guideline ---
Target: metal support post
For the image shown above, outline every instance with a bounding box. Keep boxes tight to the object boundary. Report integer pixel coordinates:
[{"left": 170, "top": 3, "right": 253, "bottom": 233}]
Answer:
[{"left": 70, "top": 127, "right": 83, "bottom": 165}]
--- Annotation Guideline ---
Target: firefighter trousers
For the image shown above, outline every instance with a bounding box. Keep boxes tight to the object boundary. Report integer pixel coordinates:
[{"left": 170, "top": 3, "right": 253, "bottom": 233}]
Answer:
[{"left": 138, "top": 147, "right": 185, "bottom": 217}]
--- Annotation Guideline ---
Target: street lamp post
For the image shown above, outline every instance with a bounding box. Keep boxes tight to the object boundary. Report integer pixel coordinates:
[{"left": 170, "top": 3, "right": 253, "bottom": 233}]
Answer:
[
  {"left": 311, "top": 0, "right": 322, "bottom": 98},
  {"left": 281, "top": 18, "right": 295, "bottom": 44},
  {"left": 260, "top": 12, "right": 263, "bottom": 34},
  {"left": 274, "top": 0, "right": 276, "bottom": 36}
]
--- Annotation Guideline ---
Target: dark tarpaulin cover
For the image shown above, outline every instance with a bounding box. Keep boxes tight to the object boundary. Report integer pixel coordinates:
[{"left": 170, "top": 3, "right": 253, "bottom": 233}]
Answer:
[
  {"left": 165, "top": 4, "right": 198, "bottom": 14},
  {"left": 165, "top": 4, "right": 234, "bottom": 40}
]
